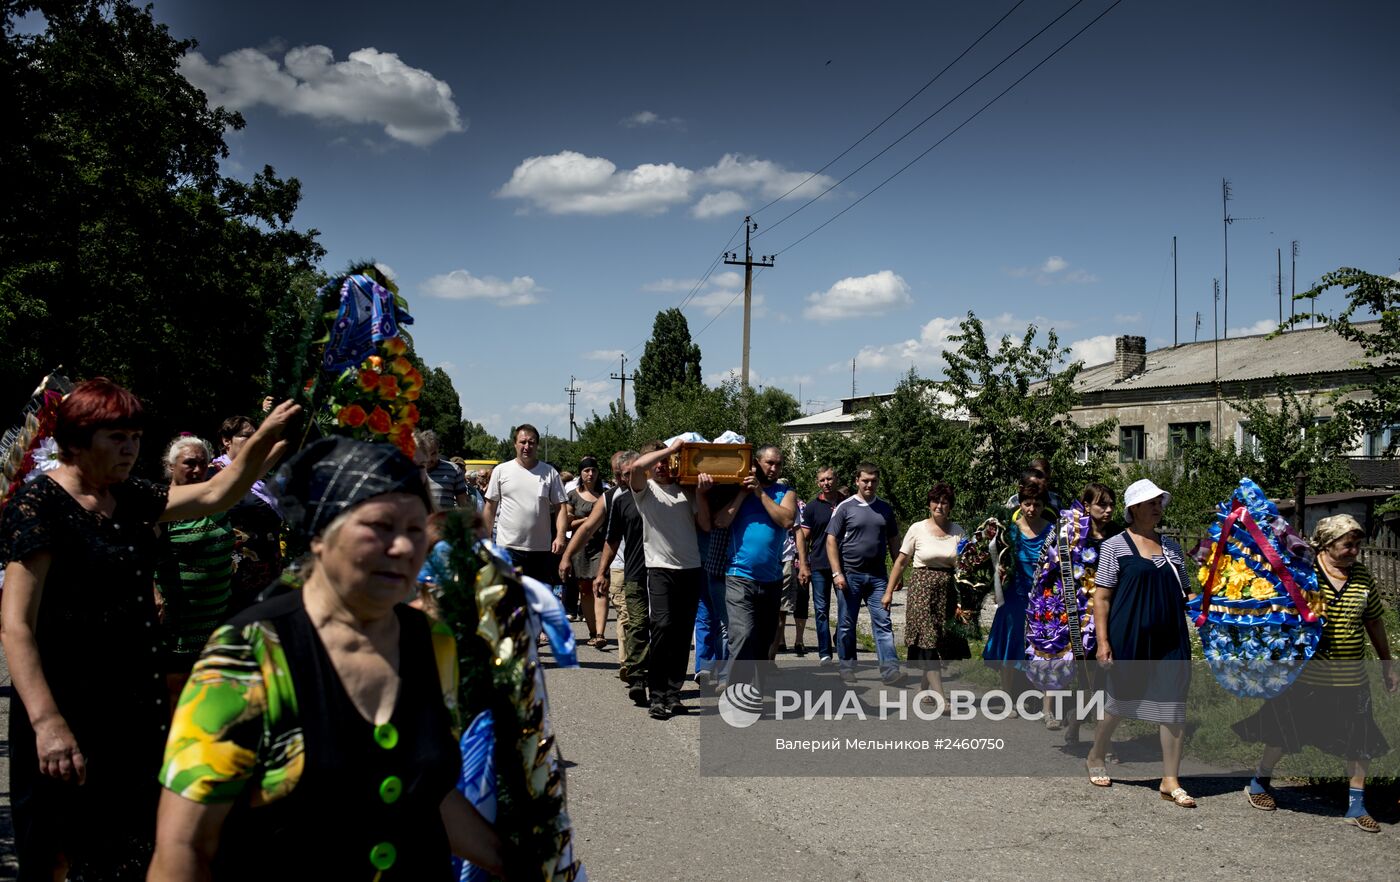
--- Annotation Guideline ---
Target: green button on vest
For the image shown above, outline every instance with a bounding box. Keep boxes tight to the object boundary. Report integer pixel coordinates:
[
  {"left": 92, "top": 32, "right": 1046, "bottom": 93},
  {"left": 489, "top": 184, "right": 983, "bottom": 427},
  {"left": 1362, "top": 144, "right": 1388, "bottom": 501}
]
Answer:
[
  {"left": 373, "top": 722, "right": 399, "bottom": 750},
  {"left": 379, "top": 775, "right": 403, "bottom": 804},
  {"left": 369, "top": 841, "right": 397, "bottom": 871}
]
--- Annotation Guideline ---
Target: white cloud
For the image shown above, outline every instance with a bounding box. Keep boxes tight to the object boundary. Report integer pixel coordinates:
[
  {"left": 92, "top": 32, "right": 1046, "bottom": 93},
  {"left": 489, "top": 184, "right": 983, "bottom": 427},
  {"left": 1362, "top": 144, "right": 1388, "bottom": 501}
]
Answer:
[
  {"left": 1239, "top": 318, "right": 1279, "bottom": 336},
  {"left": 700, "top": 154, "right": 835, "bottom": 201},
  {"left": 374, "top": 262, "right": 397, "bottom": 281},
  {"left": 642, "top": 277, "right": 702, "bottom": 293},
  {"left": 1112, "top": 312, "right": 1143, "bottom": 323},
  {"left": 496, "top": 150, "right": 693, "bottom": 215},
  {"left": 518, "top": 402, "right": 568, "bottom": 418},
  {"left": 621, "top": 110, "right": 685, "bottom": 129},
  {"left": 711, "top": 271, "right": 743, "bottom": 288},
  {"left": 180, "top": 45, "right": 464, "bottom": 146},
  {"left": 689, "top": 288, "right": 763, "bottom": 317},
  {"left": 1068, "top": 334, "right": 1116, "bottom": 367},
  {"left": 419, "top": 270, "right": 542, "bottom": 306},
  {"left": 843, "top": 315, "right": 962, "bottom": 371},
  {"left": 497, "top": 150, "right": 832, "bottom": 217},
  {"left": 1388, "top": 271, "right": 1400, "bottom": 282},
  {"left": 803, "top": 270, "right": 913, "bottom": 322},
  {"left": 583, "top": 349, "right": 625, "bottom": 362},
  {"left": 692, "top": 190, "right": 747, "bottom": 219},
  {"left": 1004, "top": 256, "right": 1098, "bottom": 286},
  {"left": 436, "top": 360, "right": 457, "bottom": 372}
]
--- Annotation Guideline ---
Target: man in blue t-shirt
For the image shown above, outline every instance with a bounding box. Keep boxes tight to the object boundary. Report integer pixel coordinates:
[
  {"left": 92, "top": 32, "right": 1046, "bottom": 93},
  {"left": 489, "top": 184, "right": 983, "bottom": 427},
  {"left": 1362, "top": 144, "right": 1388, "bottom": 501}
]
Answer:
[
  {"left": 825, "top": 461, "right": 901, "bottom": 683},
  {"left": 715, "top": 444, "right": 798, "bottom": 690}
]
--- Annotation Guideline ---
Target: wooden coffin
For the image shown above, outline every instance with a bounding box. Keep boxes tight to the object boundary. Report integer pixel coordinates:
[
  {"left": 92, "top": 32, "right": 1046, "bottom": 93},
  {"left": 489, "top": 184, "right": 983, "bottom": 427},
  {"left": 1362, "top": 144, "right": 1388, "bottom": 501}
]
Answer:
[{"left": 670, "top": 442, "right": 752, "bottom": 485}]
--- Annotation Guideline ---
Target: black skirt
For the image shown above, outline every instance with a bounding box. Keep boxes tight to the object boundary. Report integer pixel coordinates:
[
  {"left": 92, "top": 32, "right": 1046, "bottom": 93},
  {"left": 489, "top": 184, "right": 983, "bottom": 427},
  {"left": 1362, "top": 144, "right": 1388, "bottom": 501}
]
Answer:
[{"left": 1233, "top": 681, "right": 1390, "bottom": 761}]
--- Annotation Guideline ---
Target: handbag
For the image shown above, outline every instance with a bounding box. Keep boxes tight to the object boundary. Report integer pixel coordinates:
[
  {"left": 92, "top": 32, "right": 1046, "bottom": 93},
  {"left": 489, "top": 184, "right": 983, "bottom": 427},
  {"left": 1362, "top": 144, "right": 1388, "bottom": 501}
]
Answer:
[{"left": 1187, "top": 478, "right": 1324, "bottom": 698}]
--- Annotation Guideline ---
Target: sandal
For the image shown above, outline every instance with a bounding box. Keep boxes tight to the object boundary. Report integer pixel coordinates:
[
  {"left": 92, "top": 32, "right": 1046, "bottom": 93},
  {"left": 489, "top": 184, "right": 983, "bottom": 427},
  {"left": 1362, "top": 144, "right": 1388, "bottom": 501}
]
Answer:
[
  {"left": 1244, "top": 786, "right": 1277, "bottom": 811},
  {"left": 1086, "top": 761, "right": 1111, "bottom": 787},
  {"left": 1343, "top": 814, "right": 1381, "bottom": 833},
  {"left": 1045, "top": 715, "right": 1063, "bottom": 731},
  {"left": 1160, "top": 787, "right": 1197, "bottom": 808}
]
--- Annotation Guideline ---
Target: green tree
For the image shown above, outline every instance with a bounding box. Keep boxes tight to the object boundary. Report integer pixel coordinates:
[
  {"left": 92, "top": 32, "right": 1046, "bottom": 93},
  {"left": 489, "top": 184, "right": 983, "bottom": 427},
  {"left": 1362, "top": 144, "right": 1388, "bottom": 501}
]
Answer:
[
  {"left": 786, "top": 431, "right": 865, "bottom": 500},
  {"left": 415, "top": 365, "right": 466, "bottom": 455},
  {"left": 460, "top": 420, "right": 503, "bottom": 460},
  {"left": 856, "top": 369, "right": 969, "bottom": 523},
  {"left": 935, "top": 313, "right": 1118, "bottom": 518},
  {"left": 1231, "top": 381, "right": 1356, "bottom": 498},
  {"left": 573, "top": 404, "right": 636, "bottom": 479},
  {"left": 633, "top": 308, "right": 702, "bottom": 417},
  {"left": 1284, "top": 268, "right": 1400, "bottom": 449},
  {"left": 1, "top": 0, "right": 324, "bottom": 457}
]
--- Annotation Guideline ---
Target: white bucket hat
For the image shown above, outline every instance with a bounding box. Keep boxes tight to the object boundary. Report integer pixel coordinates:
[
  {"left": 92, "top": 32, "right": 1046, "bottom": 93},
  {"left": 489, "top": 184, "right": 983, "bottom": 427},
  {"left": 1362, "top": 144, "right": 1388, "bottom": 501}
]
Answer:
[{"left": 1123, "top": 478, "right": 1170, "bottom": 510}]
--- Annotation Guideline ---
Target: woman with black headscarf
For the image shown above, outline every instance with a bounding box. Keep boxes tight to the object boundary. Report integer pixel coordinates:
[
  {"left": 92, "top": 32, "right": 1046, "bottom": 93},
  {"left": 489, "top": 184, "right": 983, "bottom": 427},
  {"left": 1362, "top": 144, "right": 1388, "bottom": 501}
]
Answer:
[{"left": 148, "top": 437, "right": 504, "bottom": 880}]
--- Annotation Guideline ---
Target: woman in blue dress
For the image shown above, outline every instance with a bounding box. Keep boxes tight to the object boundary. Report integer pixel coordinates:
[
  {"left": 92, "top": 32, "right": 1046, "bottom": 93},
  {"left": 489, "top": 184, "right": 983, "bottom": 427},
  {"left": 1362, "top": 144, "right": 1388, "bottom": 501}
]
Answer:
[
  {"left": 983, "top": 473, "right": 1053, "bottom": 699},
  {"left": 1083, "top": 479, "right": 1194, "bottom": 807}
]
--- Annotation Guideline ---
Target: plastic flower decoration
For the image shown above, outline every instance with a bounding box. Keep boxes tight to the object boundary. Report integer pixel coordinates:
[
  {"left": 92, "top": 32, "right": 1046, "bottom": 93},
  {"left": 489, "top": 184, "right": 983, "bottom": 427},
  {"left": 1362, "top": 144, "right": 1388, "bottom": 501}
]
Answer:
[
  {"left": 306, "top": 266, "right": 422, "bottom": 458},
  {"left": 1187, "top": 478, "right": 1324, "bottom": 698}
]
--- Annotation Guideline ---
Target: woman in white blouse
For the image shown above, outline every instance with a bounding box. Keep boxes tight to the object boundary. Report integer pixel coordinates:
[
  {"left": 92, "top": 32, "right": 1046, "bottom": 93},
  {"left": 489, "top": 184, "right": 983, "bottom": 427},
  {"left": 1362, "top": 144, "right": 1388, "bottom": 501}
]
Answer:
[{"left": 884, "top": 483, "right": 966, "bottom": 697}]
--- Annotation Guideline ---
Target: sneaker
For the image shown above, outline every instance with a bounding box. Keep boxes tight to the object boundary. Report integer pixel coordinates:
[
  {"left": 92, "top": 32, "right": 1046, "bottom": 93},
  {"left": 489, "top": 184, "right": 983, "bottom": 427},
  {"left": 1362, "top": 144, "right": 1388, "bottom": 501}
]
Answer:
[
  {"left": 648, "top": 703, "right": 671, "bottom": 720},
  {"left": 819, "top": 655, "right": 834, "bottom": 667},
  {"left": 695, "top": 669, "right": 712, "bottom": 688},
  {"left": 628, "top": 684, "right": 648, "bottom": 706}
]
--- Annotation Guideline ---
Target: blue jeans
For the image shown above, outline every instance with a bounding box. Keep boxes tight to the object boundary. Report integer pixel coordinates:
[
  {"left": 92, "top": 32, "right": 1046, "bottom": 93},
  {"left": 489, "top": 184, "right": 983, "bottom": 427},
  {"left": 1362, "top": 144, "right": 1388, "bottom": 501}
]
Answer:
[
  {"left": 809, "top": 569, "right": 834, "bottom": 659},
  {"left": 694, "top": 571, "right": 730, "bottom": 677},
  {"left": 836, "top": 571, "right": 898, "bottom": 677}
]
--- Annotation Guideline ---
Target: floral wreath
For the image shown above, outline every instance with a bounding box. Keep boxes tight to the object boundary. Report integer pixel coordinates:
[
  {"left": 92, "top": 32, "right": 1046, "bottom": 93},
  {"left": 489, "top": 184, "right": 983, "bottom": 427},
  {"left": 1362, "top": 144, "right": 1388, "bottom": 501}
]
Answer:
[
  {"left": 1024, "top": 501, "right": 1099, "bottom": 690},
  {"left": 1188, "top": 478, "right": 1324, "bottom": 698}
]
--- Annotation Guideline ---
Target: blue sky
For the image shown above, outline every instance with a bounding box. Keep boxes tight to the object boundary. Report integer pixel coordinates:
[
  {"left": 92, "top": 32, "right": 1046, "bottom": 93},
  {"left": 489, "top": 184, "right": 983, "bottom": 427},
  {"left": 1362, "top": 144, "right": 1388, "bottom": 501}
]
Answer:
[{"left": 122, "top": 1, "right": 1400, "bottom": 434}]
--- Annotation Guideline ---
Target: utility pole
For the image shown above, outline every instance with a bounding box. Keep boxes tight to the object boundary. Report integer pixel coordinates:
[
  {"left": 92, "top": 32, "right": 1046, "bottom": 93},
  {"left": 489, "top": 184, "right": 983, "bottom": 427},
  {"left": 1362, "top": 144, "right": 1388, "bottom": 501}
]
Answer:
[
  {"left": 1220, "top": 178, "right": 1261, "bottom": 340},
  {"left": 1290, "top": 240, "right": 1298, "bottom": 323},
  {"left": 723, "top": 216, "right": 775, "bottom": 392},
  {"left": 1213, "top": 279, "right": 1222, "bottom": 443},
  {"left": 1194, "top": 311, "right": 1201, "bottom": 343},
  {"left": 1222, "top": 179, "right": 1231, "bottom": 340},
  {"left": 851, "top": 358, "right": 857, "bottom": 399},
  {"left": 564, "top": 375, "right": 580, "bottom": 441},
  {"left": 1276, "top": 247, "right": 1283, "bottom": 326},
  {"left": 1172, "top": 235, "right": 1178, "bottom": 347},
  {"left": 610, "top": 354, "right": 634, "bottom": 416}
]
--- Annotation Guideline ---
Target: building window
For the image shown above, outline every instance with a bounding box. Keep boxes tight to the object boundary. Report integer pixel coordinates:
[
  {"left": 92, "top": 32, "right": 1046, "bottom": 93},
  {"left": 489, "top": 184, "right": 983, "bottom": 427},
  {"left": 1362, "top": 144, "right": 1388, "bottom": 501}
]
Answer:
[
  {"left": 1367, "top": 425, "right": 1399, "bottom": 457},
  {"left": 1237, "top": 421, "right": 1260, "bottom": 455},
  {"left": 1168, "top": 422, "right": 1211, "bottom": 459},
  {"left": 1119, "top": 425, "right": 1145, "bottom": 462}
]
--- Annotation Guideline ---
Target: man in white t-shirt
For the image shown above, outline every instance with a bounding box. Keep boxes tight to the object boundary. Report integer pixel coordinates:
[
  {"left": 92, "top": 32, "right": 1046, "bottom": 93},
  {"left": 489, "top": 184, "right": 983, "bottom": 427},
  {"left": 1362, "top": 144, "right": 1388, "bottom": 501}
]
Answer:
[
  {"left": 629, "top": 438, "right": 714, "bottom": 719},
  {"left": 483, "top": 423, "right": 566, "bottom": 585}
]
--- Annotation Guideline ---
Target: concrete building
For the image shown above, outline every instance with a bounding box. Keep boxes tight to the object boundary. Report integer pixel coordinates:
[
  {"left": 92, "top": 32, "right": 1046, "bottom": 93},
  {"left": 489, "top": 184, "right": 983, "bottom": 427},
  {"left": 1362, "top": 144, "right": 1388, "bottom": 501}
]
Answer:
[
  {"left": 1071, "top": 323, "right": 1391, "bottom": 466},
  {"left": 781, "top": 322, "right": 1396, "bottom": 484}
]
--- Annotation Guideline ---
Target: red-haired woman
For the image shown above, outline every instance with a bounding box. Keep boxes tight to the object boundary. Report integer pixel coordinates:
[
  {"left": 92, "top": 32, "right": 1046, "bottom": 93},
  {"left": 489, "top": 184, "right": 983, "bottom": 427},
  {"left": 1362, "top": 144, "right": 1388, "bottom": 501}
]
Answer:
[{"left": 0, "top": 379, "right": 298, "bottom": 880}]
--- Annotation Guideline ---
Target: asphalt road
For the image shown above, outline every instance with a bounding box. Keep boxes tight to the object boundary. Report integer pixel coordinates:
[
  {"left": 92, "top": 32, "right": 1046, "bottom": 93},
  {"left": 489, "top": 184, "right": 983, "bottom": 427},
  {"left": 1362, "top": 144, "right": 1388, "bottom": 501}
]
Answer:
[
  {"left": 2, "top": 610, "right": 1396, "bottom": 881},
  {"left": 549, "top": 614, "right": 1400, "bottom": 882}
]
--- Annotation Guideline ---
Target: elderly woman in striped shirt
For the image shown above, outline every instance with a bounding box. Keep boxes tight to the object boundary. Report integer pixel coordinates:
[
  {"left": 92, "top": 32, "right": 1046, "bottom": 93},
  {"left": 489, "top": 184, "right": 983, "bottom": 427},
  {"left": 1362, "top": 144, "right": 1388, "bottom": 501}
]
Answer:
[{"left": 1235, "top": 514, "right": 1398, "bottom": 832}]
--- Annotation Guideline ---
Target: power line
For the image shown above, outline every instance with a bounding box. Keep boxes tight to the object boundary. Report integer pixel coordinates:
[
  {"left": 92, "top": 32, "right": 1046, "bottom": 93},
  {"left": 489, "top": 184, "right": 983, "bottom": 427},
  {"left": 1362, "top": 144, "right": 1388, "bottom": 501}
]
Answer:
[
  {"left": 755, "top": 0, "right": 1093, "bottom": 244},
  {"left": 751, "top": 0, "right": 1030, "bottom": 216},
  {"left": 771, "top": 0, "right": 1125, "bottom": 258}
]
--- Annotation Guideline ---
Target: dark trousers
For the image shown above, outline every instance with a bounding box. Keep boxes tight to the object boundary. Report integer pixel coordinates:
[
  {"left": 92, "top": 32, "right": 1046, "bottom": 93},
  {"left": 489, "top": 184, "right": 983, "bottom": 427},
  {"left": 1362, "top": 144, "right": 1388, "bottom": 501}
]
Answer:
[
  {"left": 621, "top": 576, "right": 650, "bottom": 687},
  {"left": 510, "top": 548, "right": 558, "bottom": 587},
  {"left": 646, "top": 567, "right": 703, "bottom": 702},
  {"left": 724, "top": 575, "right": 783, "bottom": 690}
]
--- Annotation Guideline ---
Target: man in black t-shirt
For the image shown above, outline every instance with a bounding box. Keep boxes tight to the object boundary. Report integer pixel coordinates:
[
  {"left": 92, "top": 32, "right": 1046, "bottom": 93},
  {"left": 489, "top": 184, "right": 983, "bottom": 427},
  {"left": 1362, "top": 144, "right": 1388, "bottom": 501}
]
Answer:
[
  {"left": 797, "top": 466, "right": 842, "bottom": 665},
  {"left": 592, "top": 452, "right": 650, "bottom": 704}
]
